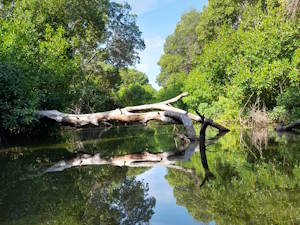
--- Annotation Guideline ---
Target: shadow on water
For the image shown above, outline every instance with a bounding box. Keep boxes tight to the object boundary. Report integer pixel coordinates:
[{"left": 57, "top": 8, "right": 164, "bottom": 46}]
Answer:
[{"left": 0, "top": 122, "right": 300, "bottom": 224}]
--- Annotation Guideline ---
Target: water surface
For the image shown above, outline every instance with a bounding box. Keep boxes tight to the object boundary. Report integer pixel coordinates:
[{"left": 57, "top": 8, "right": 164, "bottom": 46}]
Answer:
[{"left": 0, "top": 124, "right": 299, "bottom": 224}]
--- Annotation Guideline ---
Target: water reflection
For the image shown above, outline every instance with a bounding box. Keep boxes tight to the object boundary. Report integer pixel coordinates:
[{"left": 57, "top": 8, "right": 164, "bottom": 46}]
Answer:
[
  {"left": 137, "top": 166, "right": 204, "bottom": 225},
  {"left": 0, "top": 163, "right": 155, "bottom": 224},
  {"left": 0, "top": 124, "right": 186, "bottom": 225},
  {"left": 0, "top": 125, "right": 300, "bottom": 225},
  {"left": 167, "top": 128, "right": 300, "bottom": 225},
  {"left": 83, "top": 177, "right": 155, "bottom": 225}
]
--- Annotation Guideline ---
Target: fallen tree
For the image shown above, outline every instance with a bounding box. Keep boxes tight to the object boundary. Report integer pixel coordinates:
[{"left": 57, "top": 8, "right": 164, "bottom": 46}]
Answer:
[
  {"left": 275, "top": 119, "right": 300, "bottom": 132},
  {"left": 38, "top": 92, "right": 229, "bottom": 140}
]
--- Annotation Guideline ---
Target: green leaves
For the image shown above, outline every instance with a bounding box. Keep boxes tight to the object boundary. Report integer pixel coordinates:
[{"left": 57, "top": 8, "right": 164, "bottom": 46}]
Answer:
[
  {"left": 159, "top": 0, "right": 300, "bottom": 121},
  {"left": 117, "top": 83, "right": 155, "bottom": 107},
  {"left": 115, "top": 68, "right": 155, "bottom": 107},
  {"left": 0, "top": 0, "right": 147, "bottom": 132},
  {"left": 119, "top": 69, "right": 149, "bottom": 86}
]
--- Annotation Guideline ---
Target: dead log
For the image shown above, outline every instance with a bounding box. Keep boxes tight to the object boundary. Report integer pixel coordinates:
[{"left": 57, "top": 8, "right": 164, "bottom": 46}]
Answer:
[
  {"left": 38, "top": 92, "right": 229, "bottom": 140},
  {"left": 275, "top": 119, "right": 300, "bottom": 132},
  {"left": 37, "top": 110, "right": 175, "bottom": 126},
  {"left": 165, "top": 111, "right": 196, "bottom": 140}
]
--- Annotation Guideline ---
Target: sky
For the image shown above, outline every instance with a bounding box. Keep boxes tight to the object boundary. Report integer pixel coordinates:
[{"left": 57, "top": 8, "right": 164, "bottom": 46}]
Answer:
[{"left": 115, "top": 0, "right": 207, "bottom": 89}]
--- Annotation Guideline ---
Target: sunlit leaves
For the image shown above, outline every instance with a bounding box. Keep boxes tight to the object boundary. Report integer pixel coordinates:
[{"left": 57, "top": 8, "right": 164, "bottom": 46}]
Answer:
[
  {"left": 0, "top": 0, "right": 147, "bottom": 131},
  {"left": 179, "top": 0, "right": 300, "bottom": 121}
]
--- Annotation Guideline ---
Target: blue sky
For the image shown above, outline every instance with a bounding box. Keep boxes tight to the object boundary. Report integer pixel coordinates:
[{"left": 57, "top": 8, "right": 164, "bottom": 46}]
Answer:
[{"left": 115, "top": 0, "right": 207, "bottom": 89}]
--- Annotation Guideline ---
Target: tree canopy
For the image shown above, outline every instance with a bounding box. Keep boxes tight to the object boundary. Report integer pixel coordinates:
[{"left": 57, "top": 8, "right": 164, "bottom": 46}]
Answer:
[
  {"left": 157, "top": 0, "right": 299, "bottom": 122},
  {"left": 0, "top": 0, "right": 299, "bottom": 132},
  {"left": 0, "top": 0, "right": 153, "bottom": 132}
]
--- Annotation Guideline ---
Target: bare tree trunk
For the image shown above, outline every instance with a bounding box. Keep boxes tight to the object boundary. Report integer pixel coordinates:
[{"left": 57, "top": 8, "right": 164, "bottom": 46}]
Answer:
[
  {"left": 275, "top": 119, "right": 300, "bottom": 132},
  {"left": 38, "top": 92, "right": 229, "bottom": 140}
]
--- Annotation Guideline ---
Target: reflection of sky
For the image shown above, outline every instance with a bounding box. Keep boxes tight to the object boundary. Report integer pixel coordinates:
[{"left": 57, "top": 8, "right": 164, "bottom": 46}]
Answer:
[{"left": 136, "top": 166, "right": 215, "bottom": 225}]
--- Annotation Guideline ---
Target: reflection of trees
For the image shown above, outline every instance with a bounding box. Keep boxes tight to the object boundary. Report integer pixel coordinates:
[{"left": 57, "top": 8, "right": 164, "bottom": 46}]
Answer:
[
  {"left": 2, "top": 125, "right": 300, "bottom": 224},
  {"left": 0, "top": 124, "right": 189, "bottom": 224},
  {"left": 241, "top": 129, "right": 300, "bottom": 174},
  {"left": 62, "top": 123, "right": 185, "bottom": 156},
  {"left": 83, "top": 178, "right": 155, "bottom": 225},
  {"left": 166, "top": 128, "right": 300, "bottom": 225},
  {"left": 0, "top": 149, "right": 155, "bottom": 225},
  {"left": 1, "top": 124, "right": 185, "bottom": 157}
]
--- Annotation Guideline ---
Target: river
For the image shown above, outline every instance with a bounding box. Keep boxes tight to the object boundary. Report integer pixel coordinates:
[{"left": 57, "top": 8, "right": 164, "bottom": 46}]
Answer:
[{"left": 0, "top": 124, "right": 299, "bottom": 225}]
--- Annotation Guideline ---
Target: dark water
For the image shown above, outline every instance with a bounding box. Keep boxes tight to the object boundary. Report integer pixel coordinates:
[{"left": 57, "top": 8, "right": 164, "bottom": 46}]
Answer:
[{"left": 0, "top": 124, "right": 299, "bottom": 225}]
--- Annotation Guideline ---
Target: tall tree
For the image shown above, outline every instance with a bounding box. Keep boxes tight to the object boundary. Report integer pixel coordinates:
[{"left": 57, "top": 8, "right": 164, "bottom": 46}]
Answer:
[{"left": 0, "top": 0, "right": 146, "bottom": 132}]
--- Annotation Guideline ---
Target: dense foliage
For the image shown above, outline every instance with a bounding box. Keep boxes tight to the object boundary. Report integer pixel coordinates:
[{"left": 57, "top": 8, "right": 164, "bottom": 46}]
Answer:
[
  {"left": 0, "top": 0, "right": 155, "bottom": 132},
  {"left": 116, "top": 69, "right": 156, "bottom": 106},
  {"left": 1, "top": 0, "right": 299, "bottom": 132},
  {"left": 157, "top": 0, "right": 299, "bottom": 122}
]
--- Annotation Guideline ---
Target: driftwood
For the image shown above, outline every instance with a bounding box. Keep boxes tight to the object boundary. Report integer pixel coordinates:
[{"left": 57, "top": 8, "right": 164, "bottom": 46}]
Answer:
[
  {"left": 275, "top": 119, "right": 300, "bottom": 132},
  {"left": 38, "top": 92, "right": 229, "bottom": 140}
]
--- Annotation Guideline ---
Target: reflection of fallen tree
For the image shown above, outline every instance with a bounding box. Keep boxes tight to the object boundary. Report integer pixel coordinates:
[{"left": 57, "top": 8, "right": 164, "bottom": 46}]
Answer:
[
  {"left": 38, "top": 92, "right": 229, "bottom": 140},
  {"left": 46, "top": 150, "right": 190, "bottom": 172},
  {"left": 46, "top": 129, "right": 226, "bottom": 173},
  {"left": 44, "top": 99, "right": 230, "bottom": 174}
]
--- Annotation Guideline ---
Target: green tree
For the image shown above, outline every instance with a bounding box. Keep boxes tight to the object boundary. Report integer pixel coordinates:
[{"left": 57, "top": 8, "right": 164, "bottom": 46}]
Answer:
[
  {"left": 119, "top": 68, "right": 149, "bottom": 85},
  {"left": 117, "top": 83, "right": 155, "bottom": 107},
  {"left": 158, "top": 0, "right": 299, "bottom": 122},
  {"left": 116, "top": 68, "right": 155, "bottom": 107},
  {"left": 0, "top": 0, "right": 146, "bottom": 132},
  {"left": 157, "top": 10, "right": 201, "bottom": 87}
]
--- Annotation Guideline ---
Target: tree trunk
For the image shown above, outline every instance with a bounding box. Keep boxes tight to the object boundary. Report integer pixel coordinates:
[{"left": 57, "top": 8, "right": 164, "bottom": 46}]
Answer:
[
  {"left": 38, "top": 92, "right": 229, "bottom": 140},
  {"left": 275, "top": 119, "right": 300, "bottom": 132}
]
